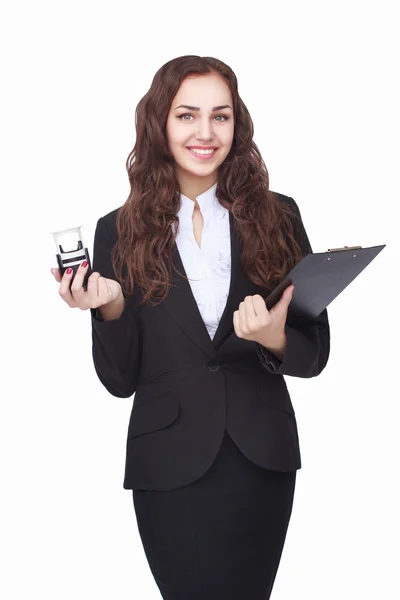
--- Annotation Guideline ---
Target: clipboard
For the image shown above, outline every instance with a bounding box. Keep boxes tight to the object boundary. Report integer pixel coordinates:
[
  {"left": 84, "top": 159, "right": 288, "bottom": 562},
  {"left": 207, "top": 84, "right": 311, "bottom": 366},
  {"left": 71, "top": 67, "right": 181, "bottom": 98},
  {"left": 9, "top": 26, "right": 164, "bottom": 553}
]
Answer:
[{"left": 264, "top": 244, "right": 386, "bottom": 319}]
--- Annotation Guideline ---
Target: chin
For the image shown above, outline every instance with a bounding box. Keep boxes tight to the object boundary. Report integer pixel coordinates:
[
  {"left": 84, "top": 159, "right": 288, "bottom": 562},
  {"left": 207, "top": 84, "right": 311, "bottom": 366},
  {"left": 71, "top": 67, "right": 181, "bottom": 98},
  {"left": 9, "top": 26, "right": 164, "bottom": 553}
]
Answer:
[
  {"left": 181, "top": 164, "right": 219, "bottom": 178},
  {"left": 176, "top": 154, "right": 227, "bottom": 175}
]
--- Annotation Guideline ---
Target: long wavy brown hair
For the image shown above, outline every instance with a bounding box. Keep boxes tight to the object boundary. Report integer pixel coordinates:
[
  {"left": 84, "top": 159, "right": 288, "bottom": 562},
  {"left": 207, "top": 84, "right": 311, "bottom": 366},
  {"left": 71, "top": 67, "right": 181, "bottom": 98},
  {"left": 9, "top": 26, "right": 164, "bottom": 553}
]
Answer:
[{"left": 113, "top": 55, "right": 306, "bottom": 307}]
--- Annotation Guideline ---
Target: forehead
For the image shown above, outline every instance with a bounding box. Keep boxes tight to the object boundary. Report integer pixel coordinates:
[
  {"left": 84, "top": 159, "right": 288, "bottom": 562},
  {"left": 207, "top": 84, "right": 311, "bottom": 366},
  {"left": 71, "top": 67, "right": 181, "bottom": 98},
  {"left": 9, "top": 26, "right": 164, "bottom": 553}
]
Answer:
[{"left": 173, "top": 74, "right": 232, "bottom": 106}]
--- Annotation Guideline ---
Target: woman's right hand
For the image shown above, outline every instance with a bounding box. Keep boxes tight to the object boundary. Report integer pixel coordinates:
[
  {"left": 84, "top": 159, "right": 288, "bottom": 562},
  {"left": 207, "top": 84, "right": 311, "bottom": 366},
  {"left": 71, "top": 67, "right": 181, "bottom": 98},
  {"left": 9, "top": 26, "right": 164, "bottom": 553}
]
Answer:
[{"left": 51, "top": 261, "right": 123, "bottom": 310}]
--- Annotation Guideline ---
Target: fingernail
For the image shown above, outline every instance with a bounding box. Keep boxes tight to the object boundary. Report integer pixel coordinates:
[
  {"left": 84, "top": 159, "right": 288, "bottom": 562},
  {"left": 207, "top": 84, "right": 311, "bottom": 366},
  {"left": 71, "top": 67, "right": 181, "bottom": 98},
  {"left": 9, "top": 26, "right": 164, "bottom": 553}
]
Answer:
[
  {"left": 81, "top": 261, "right": 88, "bottom": 268},
  {"left": 66, "top": 268, "right": 72, "bottom": 274}
]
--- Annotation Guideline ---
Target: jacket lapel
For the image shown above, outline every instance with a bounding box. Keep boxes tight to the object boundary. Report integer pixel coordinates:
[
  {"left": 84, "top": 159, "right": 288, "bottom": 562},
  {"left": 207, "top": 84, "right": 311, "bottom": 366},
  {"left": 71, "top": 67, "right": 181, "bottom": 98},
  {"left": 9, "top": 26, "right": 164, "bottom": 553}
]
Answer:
[{"left": 162, "top": 211, "right": 267, "bottom": 358}]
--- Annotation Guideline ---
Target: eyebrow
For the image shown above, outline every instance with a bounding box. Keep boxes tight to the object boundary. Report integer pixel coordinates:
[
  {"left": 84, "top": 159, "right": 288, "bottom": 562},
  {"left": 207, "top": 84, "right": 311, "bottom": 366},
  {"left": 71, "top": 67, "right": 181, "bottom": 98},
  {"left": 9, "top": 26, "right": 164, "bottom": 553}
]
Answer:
[{"left": 174, "top": 104, "right": 232, "bottom": 111}]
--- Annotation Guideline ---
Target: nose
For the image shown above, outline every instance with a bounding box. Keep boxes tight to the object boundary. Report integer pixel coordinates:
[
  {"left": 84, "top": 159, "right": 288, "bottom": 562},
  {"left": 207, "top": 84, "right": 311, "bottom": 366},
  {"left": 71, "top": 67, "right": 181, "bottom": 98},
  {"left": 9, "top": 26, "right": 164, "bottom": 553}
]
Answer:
[{"left": 195, "top": 117, "right": 215, "bottom": 142}]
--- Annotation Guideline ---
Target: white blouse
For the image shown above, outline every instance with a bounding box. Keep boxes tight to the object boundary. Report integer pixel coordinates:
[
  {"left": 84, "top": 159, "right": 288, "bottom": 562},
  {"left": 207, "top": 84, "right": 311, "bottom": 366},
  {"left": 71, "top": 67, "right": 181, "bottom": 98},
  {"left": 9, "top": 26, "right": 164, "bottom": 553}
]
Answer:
[
  {"left": 172, "top": 183, "right": 231, "bottom": 341},
  {"left": 92, "top": 182, "right": 280, "bottom": 371}
]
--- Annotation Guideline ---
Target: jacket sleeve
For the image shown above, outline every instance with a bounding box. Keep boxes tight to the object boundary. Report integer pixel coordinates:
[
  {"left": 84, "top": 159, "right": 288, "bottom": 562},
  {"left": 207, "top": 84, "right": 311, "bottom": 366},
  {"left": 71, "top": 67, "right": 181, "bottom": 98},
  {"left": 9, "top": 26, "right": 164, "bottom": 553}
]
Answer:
[
  {"left": 256, "top": 196, "right": 330, "bottom": 378},
  {"left": 90, "top": 216, "right": 141, "bottom": 398}
]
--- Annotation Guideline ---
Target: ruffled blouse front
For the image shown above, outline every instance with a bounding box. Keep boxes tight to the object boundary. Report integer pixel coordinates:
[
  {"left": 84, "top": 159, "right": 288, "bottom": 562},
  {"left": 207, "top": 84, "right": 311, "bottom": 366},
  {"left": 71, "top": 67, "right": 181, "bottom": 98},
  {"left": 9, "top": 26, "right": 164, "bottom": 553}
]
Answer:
[{"left": 172, "top": 183, "right": 231, "bottom": 341}]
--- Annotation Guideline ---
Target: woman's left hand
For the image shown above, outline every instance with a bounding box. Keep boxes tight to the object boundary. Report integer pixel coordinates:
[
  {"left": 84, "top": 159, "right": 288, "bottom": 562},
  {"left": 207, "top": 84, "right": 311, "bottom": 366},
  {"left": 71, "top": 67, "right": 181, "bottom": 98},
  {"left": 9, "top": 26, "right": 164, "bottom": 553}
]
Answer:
[{"left": 233, "top": 285, "right": 295, "bottom": 347}]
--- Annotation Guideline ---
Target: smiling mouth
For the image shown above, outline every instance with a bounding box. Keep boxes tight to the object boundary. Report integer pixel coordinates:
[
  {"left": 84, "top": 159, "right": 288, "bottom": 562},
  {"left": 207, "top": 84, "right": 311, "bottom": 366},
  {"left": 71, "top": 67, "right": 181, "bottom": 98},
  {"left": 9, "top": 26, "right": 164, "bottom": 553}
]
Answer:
[{"left": 186, "top": 147, "right": 219, "bottom": 159}]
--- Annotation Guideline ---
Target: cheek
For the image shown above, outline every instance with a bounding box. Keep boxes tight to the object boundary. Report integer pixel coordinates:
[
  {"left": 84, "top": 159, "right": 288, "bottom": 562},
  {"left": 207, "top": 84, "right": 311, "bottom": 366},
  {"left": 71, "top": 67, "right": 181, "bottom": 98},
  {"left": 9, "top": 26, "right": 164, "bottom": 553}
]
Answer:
[
  {"left": 219, "top": 134, "right": 234, "bottom": 156},
  {"left": 166, "top": 128, "right": 185, "bottom": 153},
  {"left": 168, "top": 140, "right": 185, "bottom": 162},
  {"left": 166, "top": 118, "right": 180, "bottom": 146},
  {"left": 223, "top": 124, "right": 235, "bottom": 146}
]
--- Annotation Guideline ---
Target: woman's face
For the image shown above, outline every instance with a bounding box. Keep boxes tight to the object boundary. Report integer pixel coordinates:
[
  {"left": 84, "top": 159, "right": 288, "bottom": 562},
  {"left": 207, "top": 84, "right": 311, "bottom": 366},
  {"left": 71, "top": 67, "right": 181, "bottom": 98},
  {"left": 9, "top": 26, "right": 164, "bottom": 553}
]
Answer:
[{"left": 166, "top": 73, "right": 234, "bottom": 184}]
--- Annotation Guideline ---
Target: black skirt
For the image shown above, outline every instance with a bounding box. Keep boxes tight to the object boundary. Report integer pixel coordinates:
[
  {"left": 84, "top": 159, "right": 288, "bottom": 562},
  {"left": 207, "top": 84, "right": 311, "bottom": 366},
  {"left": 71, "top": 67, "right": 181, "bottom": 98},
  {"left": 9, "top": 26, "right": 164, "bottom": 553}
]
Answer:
[{"left": 132, "top": 429, "right": 297, "bottom": 600}]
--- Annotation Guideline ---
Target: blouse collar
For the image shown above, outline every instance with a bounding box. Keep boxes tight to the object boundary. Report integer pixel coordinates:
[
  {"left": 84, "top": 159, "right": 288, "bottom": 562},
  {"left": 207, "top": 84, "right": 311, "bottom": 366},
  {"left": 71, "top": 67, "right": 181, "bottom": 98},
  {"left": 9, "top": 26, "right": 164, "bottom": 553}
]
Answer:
[{"left": 178, "top": 182, "right": 220, "bottom": 221}]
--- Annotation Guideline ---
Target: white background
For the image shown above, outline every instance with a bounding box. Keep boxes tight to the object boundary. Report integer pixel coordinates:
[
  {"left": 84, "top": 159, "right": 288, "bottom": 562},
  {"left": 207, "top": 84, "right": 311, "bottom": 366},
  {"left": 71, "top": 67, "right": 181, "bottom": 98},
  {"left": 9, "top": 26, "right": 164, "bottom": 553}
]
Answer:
[{"left": 1, "top": 1, "right": 398, "bottom": 598}]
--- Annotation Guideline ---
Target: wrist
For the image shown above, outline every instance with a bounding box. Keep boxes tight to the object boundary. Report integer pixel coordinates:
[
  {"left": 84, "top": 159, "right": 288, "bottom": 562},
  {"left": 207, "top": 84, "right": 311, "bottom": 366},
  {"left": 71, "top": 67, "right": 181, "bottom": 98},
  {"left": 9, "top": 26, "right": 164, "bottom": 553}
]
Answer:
[
  {"left": 257, "top": 330, "right": 287, "bottom": 361},
  {"left": 98, "top": 290, "right": 125, "bottom": 321}
]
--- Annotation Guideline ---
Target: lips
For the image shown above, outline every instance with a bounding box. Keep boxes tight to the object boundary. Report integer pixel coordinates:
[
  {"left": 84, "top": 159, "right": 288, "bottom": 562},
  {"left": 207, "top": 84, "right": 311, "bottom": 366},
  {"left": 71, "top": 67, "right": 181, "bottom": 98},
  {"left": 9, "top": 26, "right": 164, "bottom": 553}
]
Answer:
[
  {"left": 186, "top": 147, "right": 219, "bottom": 160},
  {"left": 186, "top": 146, "right": 219, "bottom": 150}
]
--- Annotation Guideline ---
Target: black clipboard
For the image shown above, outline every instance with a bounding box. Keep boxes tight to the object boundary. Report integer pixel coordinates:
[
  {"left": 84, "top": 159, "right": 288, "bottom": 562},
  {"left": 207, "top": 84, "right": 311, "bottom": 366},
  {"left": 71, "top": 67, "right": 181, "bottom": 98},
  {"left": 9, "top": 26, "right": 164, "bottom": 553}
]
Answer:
[{"left": 265, "top": 244, "right": 386, "bottom": 319}]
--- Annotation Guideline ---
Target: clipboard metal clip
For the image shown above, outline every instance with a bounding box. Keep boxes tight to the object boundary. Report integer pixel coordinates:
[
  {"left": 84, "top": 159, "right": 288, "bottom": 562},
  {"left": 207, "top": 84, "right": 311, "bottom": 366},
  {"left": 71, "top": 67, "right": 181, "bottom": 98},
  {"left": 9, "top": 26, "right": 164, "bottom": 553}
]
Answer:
[{"left": 327, "top": 245, "right": 362, "bottom": 252}]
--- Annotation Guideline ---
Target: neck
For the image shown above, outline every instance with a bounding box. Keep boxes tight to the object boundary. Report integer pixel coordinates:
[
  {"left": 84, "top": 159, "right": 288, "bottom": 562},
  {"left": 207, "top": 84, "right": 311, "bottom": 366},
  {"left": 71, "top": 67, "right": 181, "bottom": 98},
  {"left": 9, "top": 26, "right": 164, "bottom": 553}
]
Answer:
[{"left": 176, "top": 169, "right": 217, "bottom": 201}]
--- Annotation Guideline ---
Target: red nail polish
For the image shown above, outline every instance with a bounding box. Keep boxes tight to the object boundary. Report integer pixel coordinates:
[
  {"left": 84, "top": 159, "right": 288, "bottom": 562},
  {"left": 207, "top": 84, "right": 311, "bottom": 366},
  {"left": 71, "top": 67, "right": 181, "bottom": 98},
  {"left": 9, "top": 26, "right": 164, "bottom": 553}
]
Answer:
[
  {"left": 82, "top": 261, "right": 88, "bottom": 268},
  {"left": 66, "top": 268, "right": 72, "bottom": 274}
]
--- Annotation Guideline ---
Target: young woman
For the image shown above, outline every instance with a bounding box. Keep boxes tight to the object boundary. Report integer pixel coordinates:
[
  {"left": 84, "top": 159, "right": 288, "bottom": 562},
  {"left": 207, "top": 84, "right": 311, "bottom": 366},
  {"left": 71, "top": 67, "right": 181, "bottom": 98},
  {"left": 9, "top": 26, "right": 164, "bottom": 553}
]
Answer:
[{"left": 52, "top": 55, "right": 330, "bottom": 600}]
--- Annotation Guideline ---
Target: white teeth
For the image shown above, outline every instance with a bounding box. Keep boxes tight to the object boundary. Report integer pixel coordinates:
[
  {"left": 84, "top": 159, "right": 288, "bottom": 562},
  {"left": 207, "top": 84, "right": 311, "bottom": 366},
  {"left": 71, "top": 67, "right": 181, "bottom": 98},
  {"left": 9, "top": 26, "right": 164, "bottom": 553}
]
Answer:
[{"left": 190, "top": 148, "right": 215, "bottom": 155}]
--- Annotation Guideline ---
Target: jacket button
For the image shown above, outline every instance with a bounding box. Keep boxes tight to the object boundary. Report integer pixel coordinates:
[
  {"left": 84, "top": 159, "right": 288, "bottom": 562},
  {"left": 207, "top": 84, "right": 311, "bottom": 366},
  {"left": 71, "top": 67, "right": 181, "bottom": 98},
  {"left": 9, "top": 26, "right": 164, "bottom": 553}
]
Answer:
[{"left": 208, "top": 365, "right": 219, "bottom": 371}]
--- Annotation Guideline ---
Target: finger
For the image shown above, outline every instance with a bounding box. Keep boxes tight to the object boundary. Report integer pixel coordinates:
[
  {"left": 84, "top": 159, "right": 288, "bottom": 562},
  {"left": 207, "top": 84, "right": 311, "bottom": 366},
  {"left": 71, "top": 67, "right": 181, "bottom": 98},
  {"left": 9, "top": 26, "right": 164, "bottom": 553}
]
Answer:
[
  {"left": 87, "top": 271, "right": 101, "bottom": 305},
  {"left": 58, "top": 268, "right": 77, "bottom": 307},
  {"left": 278, "top": 285, "right": 294, "bottom": 302},
  {"left": 70, "top": 261, "right": 89, "bottom": 307},
  {"left": 92, "top": 272, "right": 112, "bottom": 308},
  {"left": 51, "top": 268, "right": 62, "bottom": 283},
  {"left": 238, "top": 301, "right": 249, "bottom": 334},
  {"left": 239, "top": 296, "right": 259, "bottom": 333},
  {"left": 97, "top": 275, "right": 113, "bottom": 305},
  {"left": 251, "top": 295, "right": 269, "bottom": 323},
  {"left": 233, "top": 310, "right": 242, "bottom": 337},
  {"left": 270, "top": 285, "right": 294, "bottom": 317},
  {"left": 244, "top": 295, "right": 257, "bottom": 318}
]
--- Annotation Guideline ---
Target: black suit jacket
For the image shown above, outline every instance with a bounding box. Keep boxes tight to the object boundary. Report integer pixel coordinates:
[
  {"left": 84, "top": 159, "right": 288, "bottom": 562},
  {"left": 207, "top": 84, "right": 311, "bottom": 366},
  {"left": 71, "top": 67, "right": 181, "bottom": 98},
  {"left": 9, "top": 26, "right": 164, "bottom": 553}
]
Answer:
[{"left": 90, "top": 193, "right": 330, "bottom": 491}]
